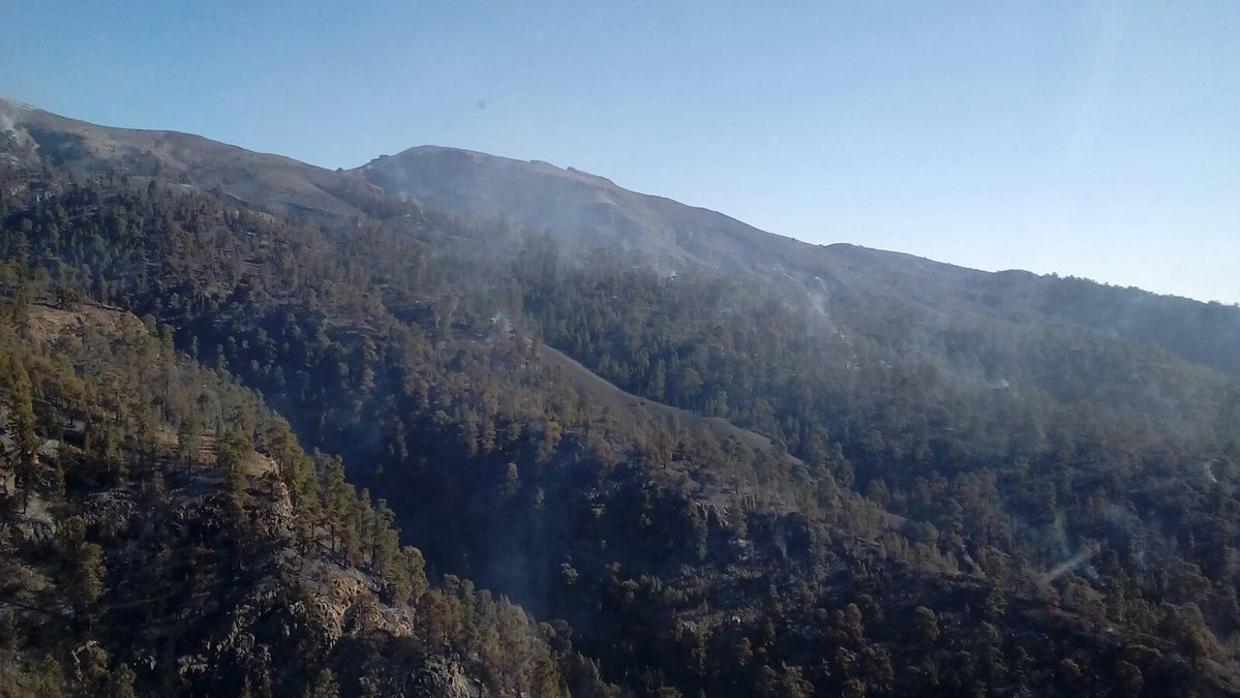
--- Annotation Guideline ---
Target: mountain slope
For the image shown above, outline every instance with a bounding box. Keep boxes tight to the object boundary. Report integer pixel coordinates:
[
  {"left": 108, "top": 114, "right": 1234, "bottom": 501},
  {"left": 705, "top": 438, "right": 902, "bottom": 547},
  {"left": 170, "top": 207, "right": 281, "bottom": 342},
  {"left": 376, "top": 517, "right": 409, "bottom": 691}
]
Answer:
[
  {"left": 5, "top": 98, "right": 1240, "bottom": 697},
  {"left": 7, "top": 96, "right": 1237, "bottom": 377},
  {"left": 358, "top": 145, "right": 1240, "bottom": 377},
  {"left": 0, "top": 301, "right": 615, "bottom": 697},
  {"left": 358, "top": 145, "right": 822, "bottom": 273},
  {"left": 0, "top": 97, "right": 384, "bottom": 223}
]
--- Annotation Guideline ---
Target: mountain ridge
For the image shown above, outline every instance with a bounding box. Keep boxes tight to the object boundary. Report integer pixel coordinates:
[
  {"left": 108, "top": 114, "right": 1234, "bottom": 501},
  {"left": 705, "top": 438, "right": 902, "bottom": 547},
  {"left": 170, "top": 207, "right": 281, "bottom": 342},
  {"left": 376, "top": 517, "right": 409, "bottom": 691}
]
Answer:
[
  {"left": 5, "top": 95, "right": 1231, "bottom": 301},
  {"left": 3, "top": 95, "right": 1238, "bottom": 379},
  {"left": 356, "top": 140, "right": 1240, "bottom": 376}
]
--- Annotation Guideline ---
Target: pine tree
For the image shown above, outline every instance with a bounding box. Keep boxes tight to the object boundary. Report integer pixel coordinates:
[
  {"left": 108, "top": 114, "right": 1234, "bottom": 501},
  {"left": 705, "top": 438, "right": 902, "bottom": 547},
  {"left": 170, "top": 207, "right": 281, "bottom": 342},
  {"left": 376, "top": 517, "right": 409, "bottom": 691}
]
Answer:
[
  {"left": 9, "top": 359, "right": 39, "bottom": 512},
  {"left": 177, "top": 418, "right": 202, "bottom": 474},
  {"left": 218, "top": 430, "right": 253, "bottom": 569},
  {"left": 105, "top": 663, "right": 137, "bottom": 698},
  {"left": 36, "top": 655, "right": 68, "bottom": 698},
  {"left": 355, "top": 488, "right": 377, "bottom": 567},
  {"left": 320, "top": 456, "right": 351, "bottom": 556},
  {"left": 58, "top": 516, "right": 105, "bottom": 620},
  {"left": 914, "top": 605, "right": 940, "bottom": 643},
  {"left": 372, "top": 499, "right": 400, "bottom": 583},
  {"left": 302, "top": 668, "right": 339, "bottom": 698}
]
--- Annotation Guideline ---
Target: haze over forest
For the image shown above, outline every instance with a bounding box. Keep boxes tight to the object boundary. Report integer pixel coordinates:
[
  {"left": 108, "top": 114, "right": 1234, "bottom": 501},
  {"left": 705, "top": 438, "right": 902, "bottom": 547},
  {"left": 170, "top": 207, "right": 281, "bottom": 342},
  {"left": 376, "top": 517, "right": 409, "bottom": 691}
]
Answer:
[
  {"left": 2, "top": 4, "right": 1240, "bottom": 698},
  {"left": 2, "top": 2, "right": 1237, "bottom": 304}
]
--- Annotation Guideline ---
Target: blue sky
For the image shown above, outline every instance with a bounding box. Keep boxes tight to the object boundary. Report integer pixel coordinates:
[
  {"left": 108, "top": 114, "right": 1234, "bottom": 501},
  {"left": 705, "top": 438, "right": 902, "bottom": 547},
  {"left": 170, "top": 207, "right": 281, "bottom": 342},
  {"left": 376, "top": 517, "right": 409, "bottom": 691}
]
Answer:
[{"left": 2, "top": 1, "right": 1237, "bottom": 303}]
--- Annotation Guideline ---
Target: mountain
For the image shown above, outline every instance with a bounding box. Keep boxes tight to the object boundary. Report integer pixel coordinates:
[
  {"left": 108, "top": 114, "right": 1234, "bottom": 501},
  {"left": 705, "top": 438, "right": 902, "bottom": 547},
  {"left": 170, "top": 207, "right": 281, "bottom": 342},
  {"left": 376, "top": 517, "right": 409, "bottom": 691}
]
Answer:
[
  {"left": 358, "top": 145, "right": 822, "bottom": 274},
  {"left": 0, "top": 97, "right": 384, "bottom": 223},
  {"left": 3, "top": 98, "right": 1240, "bottom": 697},
  {"left": 359, "top": 144, "right": 1240, "bottom": 377},
  {"left": 7, "top": 96, "right": 1237, "bottom": 377}
]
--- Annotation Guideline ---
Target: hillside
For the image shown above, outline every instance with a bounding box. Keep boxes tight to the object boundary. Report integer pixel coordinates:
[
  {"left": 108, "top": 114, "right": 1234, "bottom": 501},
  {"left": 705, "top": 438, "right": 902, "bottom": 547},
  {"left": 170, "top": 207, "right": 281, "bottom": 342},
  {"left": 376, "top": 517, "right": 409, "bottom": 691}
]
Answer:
[
  {"left": 0, "top": 301, "right": 617, "bottom": 696},
  {"left": 537, "top": 342, "right": 780, "bottom": 455},
  {"left": 0, "top": 97, "right": 384, "bottom": 224},
  {"left": 7, "top": 96, "right": 1237, "bottom": 377},
  {"left": 358, "top": 145, "right": 1240, "bottom": 378},
  {"left": 3, "top": 99, "right": 1240, "bottom": 696}
]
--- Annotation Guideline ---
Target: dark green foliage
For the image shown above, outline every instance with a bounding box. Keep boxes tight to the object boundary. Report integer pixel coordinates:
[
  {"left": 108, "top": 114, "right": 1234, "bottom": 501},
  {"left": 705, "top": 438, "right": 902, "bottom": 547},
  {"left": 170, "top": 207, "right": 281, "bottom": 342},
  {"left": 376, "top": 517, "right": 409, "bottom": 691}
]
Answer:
[
  {"left": 0, "top": 297, "right": 610, "bottom": 697},
  {"left": 300, "top": 669, "right": 337, "bottom": 698},
  {"left": 1, "top": 135, "right": 1239, "bottom": 697}
]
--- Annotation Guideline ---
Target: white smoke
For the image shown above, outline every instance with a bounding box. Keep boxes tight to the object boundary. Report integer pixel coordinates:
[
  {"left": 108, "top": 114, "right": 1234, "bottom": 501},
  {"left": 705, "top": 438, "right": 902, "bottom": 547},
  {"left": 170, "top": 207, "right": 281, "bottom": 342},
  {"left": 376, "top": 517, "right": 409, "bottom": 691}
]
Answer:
[
  {"left": 1204, "top": 460, "right": 1218, "bottom": 484},
  {"left": 1044, "top": 547, "right": 1099, "bottom": 583},
  {"left": 1044, "top": 514, "right": 1100, "bottom": 583}
]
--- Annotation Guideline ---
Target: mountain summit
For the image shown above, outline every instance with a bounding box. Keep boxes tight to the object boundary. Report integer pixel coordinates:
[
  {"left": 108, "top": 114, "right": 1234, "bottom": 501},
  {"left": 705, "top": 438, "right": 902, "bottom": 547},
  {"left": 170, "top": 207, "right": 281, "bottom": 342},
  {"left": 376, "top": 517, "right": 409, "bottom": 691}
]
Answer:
[{"left": 357, "top": 144, "right": 819, "bottom": 273}]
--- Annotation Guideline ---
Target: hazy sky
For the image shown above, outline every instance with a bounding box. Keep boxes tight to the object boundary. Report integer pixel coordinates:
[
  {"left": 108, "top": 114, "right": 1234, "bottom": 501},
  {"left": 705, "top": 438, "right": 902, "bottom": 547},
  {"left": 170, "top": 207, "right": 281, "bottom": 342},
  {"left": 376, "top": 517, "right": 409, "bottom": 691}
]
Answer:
[{"left": 2, "top": 1, "right": 1237, "bottom": 303}]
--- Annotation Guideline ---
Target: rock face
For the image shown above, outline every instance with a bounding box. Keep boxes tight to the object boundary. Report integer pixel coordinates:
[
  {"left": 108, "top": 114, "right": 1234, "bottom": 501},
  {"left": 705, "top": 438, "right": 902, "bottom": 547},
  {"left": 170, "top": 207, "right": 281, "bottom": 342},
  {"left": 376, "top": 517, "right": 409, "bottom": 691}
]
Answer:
[
  {"left": 294, "top": 561, "right": 413, "bottom": 642},
  {"left": 412, "top": 656, "right": 486, "bottom": 698}
]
